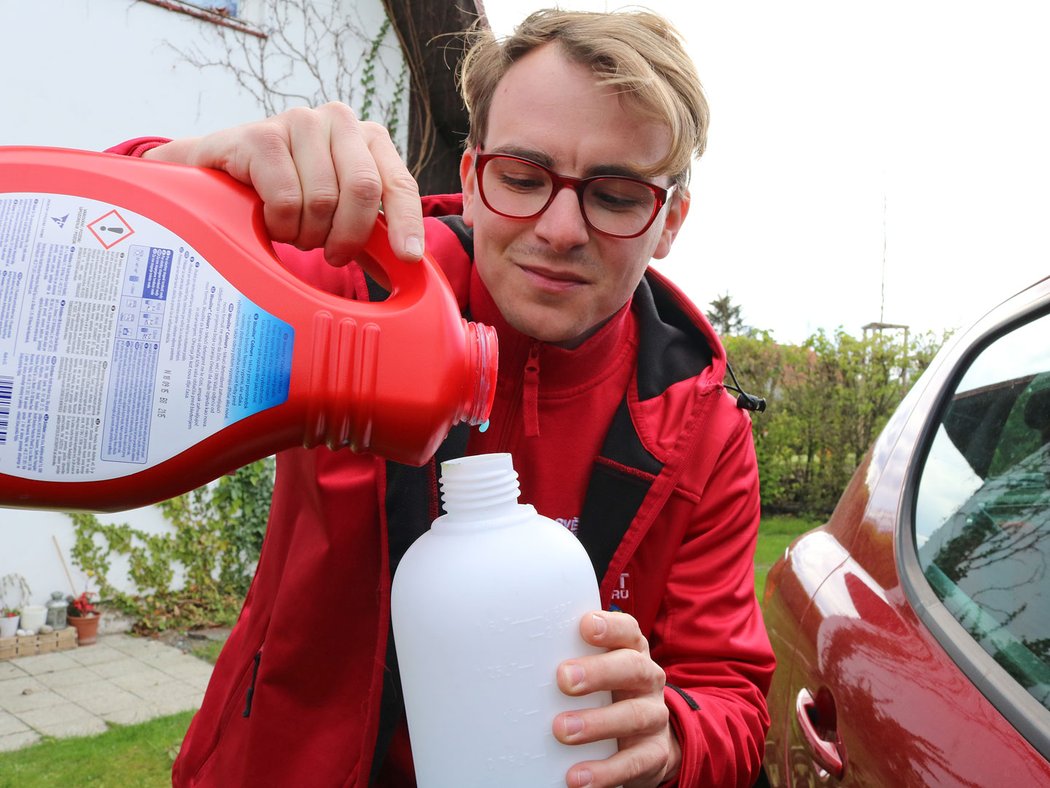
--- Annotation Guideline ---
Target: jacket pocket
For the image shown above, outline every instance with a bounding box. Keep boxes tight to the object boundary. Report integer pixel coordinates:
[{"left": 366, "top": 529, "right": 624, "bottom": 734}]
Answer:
[{"left": 178, "top": 645, "right": 265, "bottom": 786}]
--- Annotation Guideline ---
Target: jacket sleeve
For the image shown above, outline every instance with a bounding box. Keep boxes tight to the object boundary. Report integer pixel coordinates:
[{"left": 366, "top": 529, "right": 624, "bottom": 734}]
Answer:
[
  {"left": 651, "top": 409, "right": 774, "bottom": 788},
  {"left": 105, "top": 137, "right": 171, "bottom": 157}
]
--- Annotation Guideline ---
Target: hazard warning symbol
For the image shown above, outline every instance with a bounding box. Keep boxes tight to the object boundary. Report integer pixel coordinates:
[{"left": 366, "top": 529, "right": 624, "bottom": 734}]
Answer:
[{"left": 88, "top": 209, "right": 135, "bottom": 249}]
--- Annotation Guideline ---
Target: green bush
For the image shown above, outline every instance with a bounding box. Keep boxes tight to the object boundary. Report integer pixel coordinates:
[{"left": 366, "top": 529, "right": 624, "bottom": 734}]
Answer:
[
  {"left": 68, "top": 459, "right": 274, "bottom": 633},
  {"left": 724, "top": 328, "right": 945, "bottom": 516}
]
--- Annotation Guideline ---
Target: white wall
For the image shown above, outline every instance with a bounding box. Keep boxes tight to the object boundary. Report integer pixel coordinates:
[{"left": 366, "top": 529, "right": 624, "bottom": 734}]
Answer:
[{"left": 0, "top": 0, "right": 405, "bottom": 608}]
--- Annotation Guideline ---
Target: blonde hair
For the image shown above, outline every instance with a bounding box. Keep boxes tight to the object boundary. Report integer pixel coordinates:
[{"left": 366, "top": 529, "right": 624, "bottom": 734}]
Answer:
[{"left": 459, "top": 9, "right": 709, "bottom": 187}]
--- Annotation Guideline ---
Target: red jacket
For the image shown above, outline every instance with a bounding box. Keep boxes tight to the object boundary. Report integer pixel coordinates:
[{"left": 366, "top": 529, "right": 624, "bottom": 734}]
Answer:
[{"left": 110, "top": 138, "right": 773, "bottom": 787}]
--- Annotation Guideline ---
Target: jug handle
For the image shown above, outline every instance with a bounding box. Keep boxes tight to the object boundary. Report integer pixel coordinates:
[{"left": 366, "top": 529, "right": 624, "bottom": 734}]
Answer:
[{"left": 352, "top": 213, "right": 439, "bottom": 301}]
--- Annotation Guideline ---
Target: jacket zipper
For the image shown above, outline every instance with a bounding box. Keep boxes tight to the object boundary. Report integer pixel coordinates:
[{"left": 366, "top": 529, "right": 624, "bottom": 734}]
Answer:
[
  {"left": 666, "top": 682, "right": 700, "bottom": 711},
  {"left": 493, "top": 340, "right": 542, "bottom": 449},
  {"left": 522, "top": 343, "right": 541, "bottom": 438},
  {"left": 242, "top": 649, "right": 262, "bottom": 718}
]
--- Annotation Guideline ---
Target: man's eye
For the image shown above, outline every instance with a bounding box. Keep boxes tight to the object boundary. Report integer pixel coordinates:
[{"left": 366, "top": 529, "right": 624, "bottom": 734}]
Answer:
[
  {"left": 499, "top": 172, "right": 545, "bottom": 191},
  {"left": 589, "top": 184, "right": 648, "bottom": 212}
]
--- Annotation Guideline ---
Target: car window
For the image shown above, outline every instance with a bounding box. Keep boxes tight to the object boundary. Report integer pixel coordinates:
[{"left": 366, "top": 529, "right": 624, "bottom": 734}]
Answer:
[{"left": 914, "top": 311, "right": 1050, "bottom": 712}]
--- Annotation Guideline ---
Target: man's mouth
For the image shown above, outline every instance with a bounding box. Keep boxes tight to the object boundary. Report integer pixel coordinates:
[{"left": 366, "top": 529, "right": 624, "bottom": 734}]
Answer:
[{"left": 518, "top": 263, "right": 588, "bottom": 290}]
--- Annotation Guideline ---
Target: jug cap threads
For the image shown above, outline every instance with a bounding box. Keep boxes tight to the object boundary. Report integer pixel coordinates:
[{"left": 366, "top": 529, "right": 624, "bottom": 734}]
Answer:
[{"left": 461, "top": 321, "right": 498, "bottom": 427}]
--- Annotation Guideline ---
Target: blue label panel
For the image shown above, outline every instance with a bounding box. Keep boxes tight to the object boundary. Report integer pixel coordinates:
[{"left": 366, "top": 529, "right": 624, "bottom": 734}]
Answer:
[
  {"left": 226, "top": 298, "right": 293, "bottom": 422},
  {"left": 142, "top": 247, "right": 172, "bottom": 300}
]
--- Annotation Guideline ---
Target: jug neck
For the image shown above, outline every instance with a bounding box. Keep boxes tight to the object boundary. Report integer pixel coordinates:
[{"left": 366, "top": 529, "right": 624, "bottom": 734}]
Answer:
[{"left": 439, "top": 453, "right": 521, "bottom": 523}]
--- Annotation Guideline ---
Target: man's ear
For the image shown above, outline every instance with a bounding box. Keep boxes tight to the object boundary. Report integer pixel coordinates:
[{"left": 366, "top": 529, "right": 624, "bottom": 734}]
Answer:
[
  {"left": 460, "top": 149, "right": 478, "bottom": 228},
  {"left": 651, "top": 189, "right": 690, "bottom": 260}
]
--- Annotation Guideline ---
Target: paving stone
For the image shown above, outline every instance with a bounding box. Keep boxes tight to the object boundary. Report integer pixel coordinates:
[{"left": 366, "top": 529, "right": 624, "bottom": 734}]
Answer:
[
  {"left": 70, "top": 688, "right": 143, "bottom": 716},
  {"left": 161, "top": 661, "right": 214, "bottom": 689},
  {"left": 0, "top": 633, "right": 216, "bottom": 752},
  {"left": 0, "top": 710, "right": 30, "bottom": 736},
  {"left": 11, "top": 652, "right": 81, "bottom": 675},
  {"left": 16, "top": 702, "right": 95, "bottom": 729},
  {"left": 0, "top": 729, "right": 41, "bottom": 752},
  {"left": 108, "top": 637, "right": 171, "bottom": 658},
  {"left": 52, "top": 681, "right": 118, "bottom": 704},
  {"left": 0, "top": 675, "right": 45, "bottom": 701},
  {"left": 101, "top": 705, "right": 160, "bottom": 726},
  {"left": 111, "top": 666, "right": 172, "bottom": 693},
  {"left": 66, "top": 643, "right": 125, "bottom": 666},
  {"left": 35, "top": 667, "right": 89, "bottom": 690},
  {"left": 148, "top": 693, "right": 203, "bottom": 717},
  {"left": 130, "top": 678, "right": 199, "bottom": 703},
  {"left": 88, "top": 657, "right": 150, "bottom": 680},
  {"left": 1, "top": 687, "right": 66, "bottom": 714}
]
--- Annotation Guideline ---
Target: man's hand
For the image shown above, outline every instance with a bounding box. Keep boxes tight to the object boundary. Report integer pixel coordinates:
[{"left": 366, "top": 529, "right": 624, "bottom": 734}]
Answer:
[
  {"left": 142, "top": 102, "right": 424, "bottom": 266},
  {"left": 555, "top": 611, "right": 682, "bottom": 787}
]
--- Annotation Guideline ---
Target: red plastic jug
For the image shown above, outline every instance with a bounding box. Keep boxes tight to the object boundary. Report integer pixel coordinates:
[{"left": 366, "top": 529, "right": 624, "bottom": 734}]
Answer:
[{"left": 0, "top": 146, "right": 496, "bottom": 511}]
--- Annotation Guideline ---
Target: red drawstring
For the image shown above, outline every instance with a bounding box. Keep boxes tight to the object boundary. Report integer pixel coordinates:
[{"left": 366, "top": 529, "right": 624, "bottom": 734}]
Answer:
[{"left": 523, "top": 343, "right": 540, "bottom": 437}]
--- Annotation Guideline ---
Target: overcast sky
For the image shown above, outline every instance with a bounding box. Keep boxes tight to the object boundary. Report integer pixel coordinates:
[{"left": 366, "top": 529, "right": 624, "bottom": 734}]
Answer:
[{"left": 481, "top": 1, "right": 1050, "bottom": 344}]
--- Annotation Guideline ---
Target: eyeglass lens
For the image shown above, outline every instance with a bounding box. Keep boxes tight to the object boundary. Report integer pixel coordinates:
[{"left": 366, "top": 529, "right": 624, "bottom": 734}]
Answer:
[{"left": 480, "top": 156, "right": 659, "bottom": 237}]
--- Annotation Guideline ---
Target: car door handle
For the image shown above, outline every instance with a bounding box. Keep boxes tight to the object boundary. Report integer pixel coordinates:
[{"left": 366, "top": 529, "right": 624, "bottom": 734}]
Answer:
[{"left": 796, "top": 688, "right": 846, "bottom": 778}]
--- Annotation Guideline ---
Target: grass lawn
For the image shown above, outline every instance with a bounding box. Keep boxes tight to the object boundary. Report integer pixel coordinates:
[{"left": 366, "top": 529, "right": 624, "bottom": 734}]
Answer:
[
  {"left": 0, "top": 639, "right": 223, "bottom": 787},
  {"left": 0, "top": 710, "right": 194, "bottom": 787},
  {"left": 0, "top": 515, "right": 818, "bottom": 782},
  {"left": 755, "top": 514, "right": 822, "bottom": 599}
]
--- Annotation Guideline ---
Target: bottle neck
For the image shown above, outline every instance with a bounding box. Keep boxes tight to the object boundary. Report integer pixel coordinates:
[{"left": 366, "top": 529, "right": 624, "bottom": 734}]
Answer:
[
  {"left": 457, "top": 320, "right": 498, "bottom": 427},
  {"left": 439, "top": 453, "right": 520, "bottom": 522}
]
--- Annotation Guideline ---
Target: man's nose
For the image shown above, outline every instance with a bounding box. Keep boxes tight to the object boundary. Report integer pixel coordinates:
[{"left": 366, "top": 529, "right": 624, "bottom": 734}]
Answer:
[{"left": 534, "top": 186, "right": 590, "bottom": 250}]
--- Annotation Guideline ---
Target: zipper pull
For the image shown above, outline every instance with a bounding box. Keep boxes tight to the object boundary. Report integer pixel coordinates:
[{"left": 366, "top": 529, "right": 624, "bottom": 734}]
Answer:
[{"left": 523, "top": 343, "right": 540, "bottom": 437}]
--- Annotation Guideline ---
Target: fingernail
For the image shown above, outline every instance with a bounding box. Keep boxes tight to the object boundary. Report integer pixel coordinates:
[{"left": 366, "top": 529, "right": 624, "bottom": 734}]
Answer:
[
  {"left": 591, "top": 613, "right": 606, "bottom": 637},
  {"left": 566, "top": 664, "right": 585, "bottom": 690},
  {"left": 563, "top": 715, "right": 583, "bottom": 736},
  {"left": 404, "top": 235, "right": 423, "bottom": 258},
  {"left": 575, "top": 768, "right": 593, "bottom": 787}
]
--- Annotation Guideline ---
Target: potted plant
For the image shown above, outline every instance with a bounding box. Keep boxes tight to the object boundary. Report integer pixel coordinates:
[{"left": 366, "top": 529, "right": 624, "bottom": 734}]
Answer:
[
  {"left": 0, "top": 574, "right": 30, "bottom": 638},
  {"left": 67, "top": 591, "right": 102, "bottom": 646}
]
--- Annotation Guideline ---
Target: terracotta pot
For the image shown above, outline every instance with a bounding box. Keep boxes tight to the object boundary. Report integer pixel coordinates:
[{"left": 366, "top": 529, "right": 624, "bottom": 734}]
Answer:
[{"left": 69, "top": 613, "right": 101, "bottom": 646}]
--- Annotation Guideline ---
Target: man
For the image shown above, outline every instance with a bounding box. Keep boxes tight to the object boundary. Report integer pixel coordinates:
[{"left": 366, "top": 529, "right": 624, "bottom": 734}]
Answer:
[{"left": 114, "top": 10, "right": 774, "bottom": 787}]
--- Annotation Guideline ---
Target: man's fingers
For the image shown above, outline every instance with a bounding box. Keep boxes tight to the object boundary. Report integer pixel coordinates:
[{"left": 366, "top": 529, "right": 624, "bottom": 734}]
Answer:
[
  {"left": 323, "top": 109, "right": 423, "bottom": 265},
  {"left": 283, "top": 107, "right": 342, "bottom": 251},
  {"left": 558, "top": 648, "right": 665, "bottom": 697},
  {"left": 144, "top": 104, "right": 422, "bottom": 267},
  {"left": 581, "top": 611, "right": 651, "bottom": 654},
  {"left": 555, "top": 697, "right": 668, "bottom": 746},
  {"left": 364, "top": 124, "right": 425, "bottom": 261}
]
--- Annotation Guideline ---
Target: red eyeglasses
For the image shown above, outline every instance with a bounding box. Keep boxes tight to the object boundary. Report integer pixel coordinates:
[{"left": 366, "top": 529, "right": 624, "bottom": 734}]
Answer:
[{"left": 474, "top": 151, "right": 675, "bottom": 239}]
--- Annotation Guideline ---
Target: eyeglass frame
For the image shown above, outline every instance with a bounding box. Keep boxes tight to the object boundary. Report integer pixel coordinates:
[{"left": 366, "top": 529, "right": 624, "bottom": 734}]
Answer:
[{"left": 473, "top": 149, "right": 677, "bottom": 239}]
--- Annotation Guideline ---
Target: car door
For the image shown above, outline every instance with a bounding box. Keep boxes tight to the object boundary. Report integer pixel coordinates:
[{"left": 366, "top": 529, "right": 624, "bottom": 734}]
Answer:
[{"left": 764, "top": 280, "right": 1050, "bottom": 786}]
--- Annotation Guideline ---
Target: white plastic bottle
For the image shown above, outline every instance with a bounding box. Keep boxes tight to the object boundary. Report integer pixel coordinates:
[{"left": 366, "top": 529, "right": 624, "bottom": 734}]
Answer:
[{"left": 390, "top": 453, "right": 617, "bottom": 787}]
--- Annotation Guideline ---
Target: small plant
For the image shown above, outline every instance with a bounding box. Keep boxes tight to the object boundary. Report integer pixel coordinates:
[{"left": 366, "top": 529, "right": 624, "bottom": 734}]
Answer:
[
  {"left": 67, "top": 591, "right": 99, "bottom": 618},
  {"left": 0, "top": 573, "right": 31, "bottom": 615}
]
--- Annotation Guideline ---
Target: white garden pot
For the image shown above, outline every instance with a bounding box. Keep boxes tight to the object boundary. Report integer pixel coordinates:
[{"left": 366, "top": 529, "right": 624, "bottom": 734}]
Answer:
[
  {"left": 18, "top": 605, "right": 46, "bottom": 633},
  {"left": 0, "top": 615, "right": 17, "bottom": 638}
]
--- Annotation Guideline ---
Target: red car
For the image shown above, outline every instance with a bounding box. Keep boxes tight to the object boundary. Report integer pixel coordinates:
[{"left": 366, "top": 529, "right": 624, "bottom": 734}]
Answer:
[{"left": 762, "top": 276, "right": 1050, "bottom": 785}]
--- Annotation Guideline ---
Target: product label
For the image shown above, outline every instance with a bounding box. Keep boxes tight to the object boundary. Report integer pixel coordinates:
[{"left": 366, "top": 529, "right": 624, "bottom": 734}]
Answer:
[{"left": 0, "top": 193, "right": 293, "bottom": 482}]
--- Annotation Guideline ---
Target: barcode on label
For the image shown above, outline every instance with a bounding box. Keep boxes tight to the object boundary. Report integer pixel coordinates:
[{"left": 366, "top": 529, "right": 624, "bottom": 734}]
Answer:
[{"left": 0, "top": 375, "right": 11, "bottom": 445}]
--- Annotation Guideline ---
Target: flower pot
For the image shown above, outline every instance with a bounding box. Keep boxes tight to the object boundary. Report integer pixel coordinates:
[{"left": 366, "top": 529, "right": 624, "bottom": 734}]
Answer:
[
  {"left": 69, "top": 613, "right": 101, "bottom": 646},
  {"left": 0, "top": 615, "right": 17, "bottom": 639},
  {"left": 19, "top": 605, "right": 46, "bottom": 634}
]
